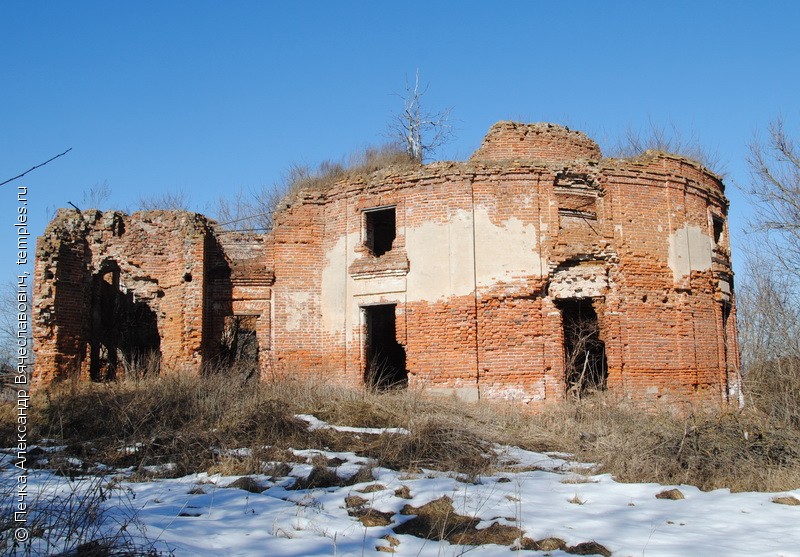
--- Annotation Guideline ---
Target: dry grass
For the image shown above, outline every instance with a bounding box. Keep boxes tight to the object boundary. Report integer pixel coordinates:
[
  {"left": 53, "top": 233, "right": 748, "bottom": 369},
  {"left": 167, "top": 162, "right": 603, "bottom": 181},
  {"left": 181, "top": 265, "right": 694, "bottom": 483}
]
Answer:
[
  {"left": 4, "top": 373, "right": 800, "bottom": 492},
  {"left": 488, "top": 394, "right": 800, "bottom": 492},
  {"left": 278, "top": 144, "right": 416, "bottom": 203}
]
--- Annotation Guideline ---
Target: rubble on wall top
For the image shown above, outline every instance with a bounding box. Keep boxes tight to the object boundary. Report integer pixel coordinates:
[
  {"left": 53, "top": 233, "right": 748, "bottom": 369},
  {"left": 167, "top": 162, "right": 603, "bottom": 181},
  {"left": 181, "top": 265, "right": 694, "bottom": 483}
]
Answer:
[{"left": 471, "top": 121, "right": 603, "bottom": 163}]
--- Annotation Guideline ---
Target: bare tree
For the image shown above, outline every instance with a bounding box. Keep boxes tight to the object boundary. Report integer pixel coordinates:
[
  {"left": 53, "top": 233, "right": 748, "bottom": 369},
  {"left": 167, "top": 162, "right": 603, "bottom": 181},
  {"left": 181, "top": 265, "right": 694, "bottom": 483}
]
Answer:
[
  {"left": 739, "top": 117, "right": 800, "bottom": 427},
  {"left": 0, "top": 281, "right": 18, "bottom": 367},
  {"left": 211, "top": 184, "right": 284, "bottom": 232},
  {"left": 81, "top": 180, "right": 113, "bottom": 210},
  {"left": 0, "top": 280, "right": 32, "bottom": 393},
  {"left": 746, "top": 117, "right": 800, "bottom": 281},
  {"left": 211, "top": 145, "right": 411, "bottom": 233},
  {"left": 388, "top": 70, "right": 454, "bottom": 162}
]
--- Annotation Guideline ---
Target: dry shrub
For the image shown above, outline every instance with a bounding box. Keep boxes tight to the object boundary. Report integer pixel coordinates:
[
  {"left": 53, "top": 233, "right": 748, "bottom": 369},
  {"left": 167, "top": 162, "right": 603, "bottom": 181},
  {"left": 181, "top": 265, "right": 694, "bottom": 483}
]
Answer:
[
  {"left": 348, "top": 506, "right": 394, "bottom": 527},
  {"left": 290, "top": 464, "right": 344, "bottom": 490},
  {"left": 7, "top": 372, "right": 800, "bottom": 492},
  {"left": 0, "top": 401, "right": 17, "bottom": 448},
  {"left": 364, "top": 419, "right": 494, "bottom": 477},
  {"left": 566, "top": 541, "right": 613, "bottom": 556},
  {"left": 745, "top": 357, "right": 800, "bottom": 429},
  {"left": 0, "top": 474, "right": 158, "bottom": 557},
  {"left": 21, "top": 374, "right": 328, "bottom": 475},
  {"left": 604, "top": 119, "right": 723, "bottom": 174}
]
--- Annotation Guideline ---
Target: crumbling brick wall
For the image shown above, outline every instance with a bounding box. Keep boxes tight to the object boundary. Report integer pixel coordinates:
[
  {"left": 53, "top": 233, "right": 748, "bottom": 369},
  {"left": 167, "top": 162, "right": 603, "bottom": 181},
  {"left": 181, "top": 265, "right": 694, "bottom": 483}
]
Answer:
[
  {"left": 274, "top": 122, "right": 738, "bottom": 403},
  {"left": 33, "top": 122, "right": 739, "bottom": 405},
  {"left": 33, "top": 210, "right": 214, "bottom": 389}
]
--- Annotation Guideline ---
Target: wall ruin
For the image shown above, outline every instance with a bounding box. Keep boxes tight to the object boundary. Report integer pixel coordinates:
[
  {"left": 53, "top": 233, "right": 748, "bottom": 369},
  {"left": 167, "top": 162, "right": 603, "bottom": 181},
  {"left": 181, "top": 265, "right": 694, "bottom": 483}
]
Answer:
[{"left": 32, "top": 122, "right": 740, "bottom": 405}]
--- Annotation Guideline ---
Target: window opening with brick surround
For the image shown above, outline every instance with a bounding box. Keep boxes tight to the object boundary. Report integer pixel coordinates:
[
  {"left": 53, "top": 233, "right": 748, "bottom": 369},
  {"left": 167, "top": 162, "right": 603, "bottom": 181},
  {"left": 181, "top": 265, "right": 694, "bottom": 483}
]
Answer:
[
  {"left": 89, "top": 263, "right": 160, "bottom": 381},
  {"left": 363, "top": 304, "right": 407, "bottom": 389},
  {"left": 220, "top": 315, "right": 260, "bottom": 378},
  {"left": 556, "top": 297, "right": 607, "bottom": 397},
  {"left": 364, "top": 206, "right": 396, "bottom": 257},
  {"left": 712, "top": 215, "right": 725, "bottom": 246}
]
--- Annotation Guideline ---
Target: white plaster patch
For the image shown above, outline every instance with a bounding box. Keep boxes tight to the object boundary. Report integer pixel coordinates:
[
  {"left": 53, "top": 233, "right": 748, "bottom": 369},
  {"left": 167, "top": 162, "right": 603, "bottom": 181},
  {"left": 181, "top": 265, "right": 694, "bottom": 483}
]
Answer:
[
  {"left": 668, "top": 224, "right": 713, "bottom": 281},
  {"left": 405, "top": 207, "right": 547, "bottom": 302},
  {"left": 482, "top": 383, "right": 545, "bottom": 403},
  {"left": 426, "top": 387, "right": 481, "bottom": 402},
  {"left": 474, "top": 208, "right": 547, "bottom": 287},
  {"left": 351, "top": 275, "right": 407, "bottom": 297},
  {"left": 321, "top": 235, "right": 350, "bottom": 334},
  {"left": 404, "top": 208, "right": 474, "bottom": 301},
  {"left": 284, "top": 292, "right": 311, "bottom": 332}
]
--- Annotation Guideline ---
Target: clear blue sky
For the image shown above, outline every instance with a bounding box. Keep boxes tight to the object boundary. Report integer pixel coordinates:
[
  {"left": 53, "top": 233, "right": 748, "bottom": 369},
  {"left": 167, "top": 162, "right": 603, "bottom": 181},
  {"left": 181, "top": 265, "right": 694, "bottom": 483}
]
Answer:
[{"left": 2, "top": 1, "right": 799, "bottom": 286}]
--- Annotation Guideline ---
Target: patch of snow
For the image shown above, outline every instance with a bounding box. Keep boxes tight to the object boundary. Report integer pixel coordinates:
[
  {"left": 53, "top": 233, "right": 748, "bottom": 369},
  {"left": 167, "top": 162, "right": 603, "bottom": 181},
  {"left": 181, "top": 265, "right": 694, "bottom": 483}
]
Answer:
[{"left": 295, "top": 414, "right": 410, "bottom": 435}]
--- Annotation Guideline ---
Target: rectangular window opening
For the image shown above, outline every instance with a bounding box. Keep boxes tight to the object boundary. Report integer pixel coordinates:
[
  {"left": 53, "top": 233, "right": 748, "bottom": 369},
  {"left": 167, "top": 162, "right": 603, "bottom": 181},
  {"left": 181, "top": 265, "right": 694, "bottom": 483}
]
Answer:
[
  {"left": 363, "top": 304, "right": 407, "bottom": 390},
  {"left": 712, "top": 215, "right": 725, "bottom": 245},
  {"left": 365, "top": 207, "right": 396, "bottom": 257}
]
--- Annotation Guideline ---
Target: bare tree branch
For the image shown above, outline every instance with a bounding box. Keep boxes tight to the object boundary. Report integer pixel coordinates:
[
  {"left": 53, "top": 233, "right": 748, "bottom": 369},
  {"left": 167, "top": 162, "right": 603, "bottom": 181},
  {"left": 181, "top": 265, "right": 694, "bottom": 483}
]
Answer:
[
  {"left": 606, "top": 120, "right": 723, "bottom": 173},
  {"left": 388, "top": 70, "right": 454, "bottom": 162},
  {"left": 746, "top": 116, "right": 800, "bottom": 282}
]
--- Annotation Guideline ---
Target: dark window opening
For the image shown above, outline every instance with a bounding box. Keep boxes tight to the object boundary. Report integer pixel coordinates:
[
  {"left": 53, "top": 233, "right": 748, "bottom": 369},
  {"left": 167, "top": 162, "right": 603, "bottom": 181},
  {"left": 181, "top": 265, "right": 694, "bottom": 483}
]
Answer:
[
  {"left": 556, "top": 298, "right": 608, "bottom": 398},
  {"left": 363, "top": 304, "right": 407, "bottom": 390},
  {"left": 712, "top": 215, "right": 725, "bottom": 245},
  {"left": 220, "top": 315, "right": 260, "bottom": 380},
  {"left": 365, "top": 207, "right": 396, "bottom": 257},
  {"left": 89, "top": 264, "right": 160, "bottom": 381}
]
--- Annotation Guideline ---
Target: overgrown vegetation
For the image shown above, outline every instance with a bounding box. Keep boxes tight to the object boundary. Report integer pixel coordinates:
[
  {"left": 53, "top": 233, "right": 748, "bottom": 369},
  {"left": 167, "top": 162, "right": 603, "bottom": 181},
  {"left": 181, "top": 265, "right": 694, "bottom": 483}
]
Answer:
[
  {"left": 604, "top": 119, "right": 724, "bottom": 174},
  {"left": 3, "top": 372, "right": 799, "bottom": 493},
  {"left": 737, "top": 116, "right": 800, "bottom": 432},
  {"left": 213, "top": 144, "right": 415, "bottom": 232}
]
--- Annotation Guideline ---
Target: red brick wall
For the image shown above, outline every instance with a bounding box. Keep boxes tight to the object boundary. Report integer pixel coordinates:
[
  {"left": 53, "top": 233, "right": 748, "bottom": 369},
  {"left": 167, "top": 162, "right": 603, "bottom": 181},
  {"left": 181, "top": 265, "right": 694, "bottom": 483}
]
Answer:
[
  {"left": 33, "top": 123, "right": 739, "bottom": 407},
  {"left": 269, "top": 125, "right": 737, "bottom": 405},
  {"left": 33, "top": 210, "right": 215, "bottom": 389},
  {"left": 471, "top": 122, "right": 602, "bottom": 163}
]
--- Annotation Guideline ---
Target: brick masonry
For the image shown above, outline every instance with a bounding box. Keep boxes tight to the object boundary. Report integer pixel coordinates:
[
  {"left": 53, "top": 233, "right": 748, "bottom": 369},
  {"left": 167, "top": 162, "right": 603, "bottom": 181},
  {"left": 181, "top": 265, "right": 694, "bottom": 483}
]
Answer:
[{"left": 32, "top": 122, "right": 740, "bottom": 405}]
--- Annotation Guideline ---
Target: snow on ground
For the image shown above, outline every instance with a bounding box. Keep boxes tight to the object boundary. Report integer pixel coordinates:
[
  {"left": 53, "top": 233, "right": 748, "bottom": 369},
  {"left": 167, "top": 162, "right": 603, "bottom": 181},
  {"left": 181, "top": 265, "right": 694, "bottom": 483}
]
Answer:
[{"left": 3, "top": 417, "right": 800, "bottom": 557}]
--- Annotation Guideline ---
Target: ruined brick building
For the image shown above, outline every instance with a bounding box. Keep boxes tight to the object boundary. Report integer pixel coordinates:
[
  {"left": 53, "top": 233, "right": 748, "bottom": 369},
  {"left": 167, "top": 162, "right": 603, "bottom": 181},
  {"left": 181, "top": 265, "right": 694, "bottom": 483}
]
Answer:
[{"left": 32, "top": 122, "right": 740, "bottom": 403}]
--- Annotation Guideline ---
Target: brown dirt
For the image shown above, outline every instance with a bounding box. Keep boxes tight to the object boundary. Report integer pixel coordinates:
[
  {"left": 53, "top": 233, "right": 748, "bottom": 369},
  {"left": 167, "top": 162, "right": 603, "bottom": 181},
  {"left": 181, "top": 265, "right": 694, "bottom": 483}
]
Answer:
[
  {"left": 225, "top": 476, "right": 266, "bottom": 493},
  {"left": 348, "top": 507, "right": 394, "bottom": 527},
  {"left": 358, "top": 483, "right": 386, "bottom": 493},
  {"left": 394, "top": 485, "right": 412, "bottom": 499},
  {"left": 655, "top": 488, "right": 685, "bottom": 500},
  {"left": 393, "top": 496, "right": 523, "bottom": 546}
]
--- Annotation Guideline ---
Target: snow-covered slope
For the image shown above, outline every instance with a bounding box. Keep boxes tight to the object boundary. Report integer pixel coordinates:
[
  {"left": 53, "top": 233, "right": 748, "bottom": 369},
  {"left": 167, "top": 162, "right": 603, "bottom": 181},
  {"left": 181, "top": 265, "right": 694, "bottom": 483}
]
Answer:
[{"left": 3, "top": 416, "right": 799, "bottom": 557}]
